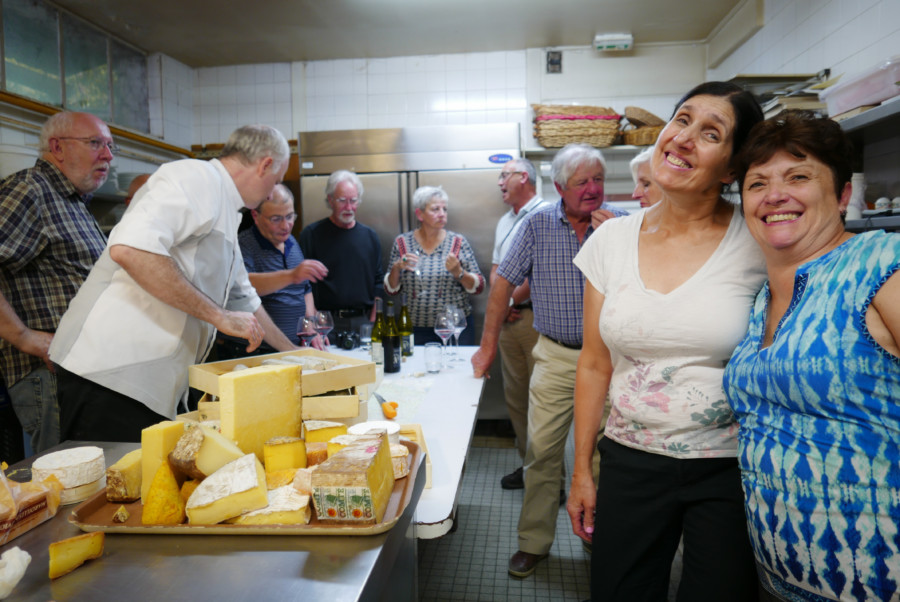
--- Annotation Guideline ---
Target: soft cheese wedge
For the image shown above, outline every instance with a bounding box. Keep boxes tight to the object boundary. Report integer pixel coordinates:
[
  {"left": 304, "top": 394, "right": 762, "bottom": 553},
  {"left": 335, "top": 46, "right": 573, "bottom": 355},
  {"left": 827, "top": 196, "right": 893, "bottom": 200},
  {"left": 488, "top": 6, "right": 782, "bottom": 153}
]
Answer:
[
  {"left": 106, "top": 448, "right": 142, "bottom": 502},
  {"left": 219, "top": 364, "right": 302, "bottom": 461},
  {"left": 185, "top": 454, "right": 267, "bottom": 524},
  {"left": 303, "top": 420, "right": 347, "bottom": 444},
  {"left": 169, "top": 424, "right": 245, "bottom": 480},
  {"left": 226, "top": 486, "right": 311, "bottom": 525},
  {"left": 390, "top": 444, "right": 411, "bottom": 479},
  {"left": 48, "top": 532, "right": 104, "bottom": 579},
  {"left": 141, "top": 421, "right": 185, "bottom": 503},
  {"left": 312, "top": 433, "right": 395, "bottom": 524}
]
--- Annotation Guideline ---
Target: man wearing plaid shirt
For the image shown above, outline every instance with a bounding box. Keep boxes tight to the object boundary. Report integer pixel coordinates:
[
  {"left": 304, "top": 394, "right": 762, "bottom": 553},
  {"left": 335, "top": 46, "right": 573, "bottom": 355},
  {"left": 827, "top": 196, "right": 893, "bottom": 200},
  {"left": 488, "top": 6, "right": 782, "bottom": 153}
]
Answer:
[
  {"left": 472, "top": 143, "right": 627, "bottom": 579},
  {"left": 0, "top": 111, "right": 112, "bottom": 453}
]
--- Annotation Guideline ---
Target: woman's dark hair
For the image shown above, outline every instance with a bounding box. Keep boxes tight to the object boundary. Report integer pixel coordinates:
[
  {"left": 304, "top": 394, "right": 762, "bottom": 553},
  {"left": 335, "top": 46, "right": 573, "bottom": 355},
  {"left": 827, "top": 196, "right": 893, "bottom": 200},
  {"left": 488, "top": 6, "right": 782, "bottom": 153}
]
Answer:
[
  {"left": 734, "top": 110, "right": 853, "bottom": 198},
  {"left": 673, "top": 81, "right": 764, "bottom": 165}
]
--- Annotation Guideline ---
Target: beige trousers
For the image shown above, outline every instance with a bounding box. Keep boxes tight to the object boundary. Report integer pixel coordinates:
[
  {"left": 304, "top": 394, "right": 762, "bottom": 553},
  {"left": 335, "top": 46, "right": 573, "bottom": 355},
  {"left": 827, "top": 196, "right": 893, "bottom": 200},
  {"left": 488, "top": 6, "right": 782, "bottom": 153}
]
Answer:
[
  {"left": 517, "top": 335, "right": 604, "bottom": 555},
  {"left": 497, "top": 308, "right": 538, "bottom": 459}
]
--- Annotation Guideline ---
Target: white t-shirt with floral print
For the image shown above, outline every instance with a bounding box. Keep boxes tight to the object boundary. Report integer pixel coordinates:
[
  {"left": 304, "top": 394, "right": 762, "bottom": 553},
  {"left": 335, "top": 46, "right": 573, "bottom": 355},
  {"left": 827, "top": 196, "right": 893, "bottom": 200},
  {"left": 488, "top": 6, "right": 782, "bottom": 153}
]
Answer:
[{"left": 573, "top": 208, "right": 766, "bottom": 459}]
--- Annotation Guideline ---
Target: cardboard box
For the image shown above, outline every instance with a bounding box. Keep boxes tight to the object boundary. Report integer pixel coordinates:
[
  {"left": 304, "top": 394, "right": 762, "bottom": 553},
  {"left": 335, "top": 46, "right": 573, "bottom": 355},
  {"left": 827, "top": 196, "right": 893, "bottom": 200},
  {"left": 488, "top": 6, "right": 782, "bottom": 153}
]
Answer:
[{"left": 189, "top": 348, "right": 376, "bottom": 398}]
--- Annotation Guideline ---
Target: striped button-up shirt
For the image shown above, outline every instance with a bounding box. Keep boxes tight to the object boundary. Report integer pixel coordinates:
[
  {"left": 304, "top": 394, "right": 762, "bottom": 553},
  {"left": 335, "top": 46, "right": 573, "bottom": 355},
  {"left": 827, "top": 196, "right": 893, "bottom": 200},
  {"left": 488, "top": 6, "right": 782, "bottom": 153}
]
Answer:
[
  {"left": 497, "top": 199, "right": 626, "bottom": 346},
  {"left": 0, "top": 159, "right": 107, "bottom": 386}
]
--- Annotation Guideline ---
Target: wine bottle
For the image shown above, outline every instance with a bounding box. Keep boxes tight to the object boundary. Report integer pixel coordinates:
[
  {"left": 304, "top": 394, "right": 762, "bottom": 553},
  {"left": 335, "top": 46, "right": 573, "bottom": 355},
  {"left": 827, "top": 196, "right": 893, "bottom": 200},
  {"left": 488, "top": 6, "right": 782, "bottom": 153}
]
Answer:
[
  {"left": 371, "top": 298, "right": 384, "bottom": 365},
  {"left": 399, "top": 293, "right": 414, "bottom": 356},
  {"left": 383, "top": 300, "right": 401, "bottom": 373}
]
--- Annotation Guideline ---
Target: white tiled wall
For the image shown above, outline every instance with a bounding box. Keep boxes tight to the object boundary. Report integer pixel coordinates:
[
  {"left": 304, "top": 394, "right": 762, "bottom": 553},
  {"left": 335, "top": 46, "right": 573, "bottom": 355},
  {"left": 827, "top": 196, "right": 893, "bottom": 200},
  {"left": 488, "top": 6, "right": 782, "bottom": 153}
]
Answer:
[{"left": 149, "top": 53, "right": 194, "bottom": 150}]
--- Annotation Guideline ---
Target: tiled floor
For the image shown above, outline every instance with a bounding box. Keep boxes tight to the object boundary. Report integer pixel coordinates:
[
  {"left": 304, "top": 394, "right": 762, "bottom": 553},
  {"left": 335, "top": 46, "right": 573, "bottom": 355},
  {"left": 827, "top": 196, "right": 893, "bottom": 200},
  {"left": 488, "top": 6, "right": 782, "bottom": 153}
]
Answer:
[{"left": 417, "top": 421, "right": 591, "bottom": 601}]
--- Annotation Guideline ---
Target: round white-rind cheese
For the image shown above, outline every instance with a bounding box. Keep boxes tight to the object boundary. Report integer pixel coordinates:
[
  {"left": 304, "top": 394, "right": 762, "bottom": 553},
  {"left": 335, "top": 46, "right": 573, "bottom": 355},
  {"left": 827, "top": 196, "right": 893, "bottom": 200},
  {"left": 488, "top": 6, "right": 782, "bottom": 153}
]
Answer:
[
  {"left": 349, "top": 421, "right": 400, "bottom": 445},
  {"left": 32, "top": 446, "right": 105, "bottom": 488}
]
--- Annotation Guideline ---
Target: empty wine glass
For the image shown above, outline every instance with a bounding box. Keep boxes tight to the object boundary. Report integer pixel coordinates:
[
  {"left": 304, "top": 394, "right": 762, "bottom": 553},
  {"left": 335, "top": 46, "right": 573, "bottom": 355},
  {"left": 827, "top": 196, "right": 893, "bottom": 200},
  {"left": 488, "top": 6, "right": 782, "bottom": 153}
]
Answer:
[
  {"left": 359, "top": 322, "right": 373, "bottom": 352},
  {"left": 449, "top": 308, "right": 466, "bottom": 361},
  {"left": 314, "top": 310, "right": 334, "bottom": 347},
  {"left": 433, "top": 312, "right": 454, "bottom": 367},
  {"left": 297, "top": 315, "right": 318, "bottom": 347}
]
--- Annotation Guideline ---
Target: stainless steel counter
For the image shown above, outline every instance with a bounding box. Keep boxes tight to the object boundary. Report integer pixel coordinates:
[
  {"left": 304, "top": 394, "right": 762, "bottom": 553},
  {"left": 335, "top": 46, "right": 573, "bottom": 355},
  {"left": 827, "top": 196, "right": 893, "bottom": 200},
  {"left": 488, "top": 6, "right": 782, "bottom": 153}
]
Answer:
[{"left": 2, "top": 440, "right": 425, "bottom": 601}]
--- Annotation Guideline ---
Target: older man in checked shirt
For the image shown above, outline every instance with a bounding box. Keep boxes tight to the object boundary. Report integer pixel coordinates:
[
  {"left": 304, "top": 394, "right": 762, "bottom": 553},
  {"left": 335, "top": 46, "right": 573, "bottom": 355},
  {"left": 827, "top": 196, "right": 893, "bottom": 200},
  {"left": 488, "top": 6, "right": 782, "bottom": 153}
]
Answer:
[{"left": 472, "top": 143, "right": 627, "bottom": 579}]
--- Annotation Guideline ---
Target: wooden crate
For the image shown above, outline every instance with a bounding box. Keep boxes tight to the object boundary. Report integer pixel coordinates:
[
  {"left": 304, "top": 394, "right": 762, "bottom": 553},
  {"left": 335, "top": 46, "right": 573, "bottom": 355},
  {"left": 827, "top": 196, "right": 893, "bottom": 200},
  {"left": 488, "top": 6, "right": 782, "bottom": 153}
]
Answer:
[
  {"left": 189, "top": 348, "right": 375, "bottom": 398},
  {"left": 399, "top": 423, "right": 431, "bottom": 489}
]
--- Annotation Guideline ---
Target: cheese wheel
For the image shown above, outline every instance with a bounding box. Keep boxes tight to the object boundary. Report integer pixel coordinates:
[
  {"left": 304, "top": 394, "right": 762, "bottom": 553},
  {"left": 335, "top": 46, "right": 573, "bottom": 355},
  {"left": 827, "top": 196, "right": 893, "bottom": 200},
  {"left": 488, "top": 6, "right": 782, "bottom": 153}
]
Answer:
[
  {"left": 32, "top": 447, "right": 105, "bottom": 488},
  {"left": 349, "top": 421, "right": 400, "bottom": 445}
]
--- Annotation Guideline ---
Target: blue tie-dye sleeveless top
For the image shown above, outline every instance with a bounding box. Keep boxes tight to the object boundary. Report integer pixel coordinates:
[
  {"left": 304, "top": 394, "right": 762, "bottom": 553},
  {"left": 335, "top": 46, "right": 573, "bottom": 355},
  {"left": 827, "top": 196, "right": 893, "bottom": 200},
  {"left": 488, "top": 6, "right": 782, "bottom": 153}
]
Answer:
[{"left": 724, "top": 231, "right": 900, "bottom": 602}]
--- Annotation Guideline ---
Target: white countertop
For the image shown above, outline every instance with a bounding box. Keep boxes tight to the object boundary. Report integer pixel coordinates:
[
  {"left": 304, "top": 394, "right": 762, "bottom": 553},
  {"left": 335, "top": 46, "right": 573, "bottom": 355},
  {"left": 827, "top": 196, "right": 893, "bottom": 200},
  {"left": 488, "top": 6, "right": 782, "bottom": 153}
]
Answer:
[{"left": 335, "top": 344, "right": 484, "bottom": 538}]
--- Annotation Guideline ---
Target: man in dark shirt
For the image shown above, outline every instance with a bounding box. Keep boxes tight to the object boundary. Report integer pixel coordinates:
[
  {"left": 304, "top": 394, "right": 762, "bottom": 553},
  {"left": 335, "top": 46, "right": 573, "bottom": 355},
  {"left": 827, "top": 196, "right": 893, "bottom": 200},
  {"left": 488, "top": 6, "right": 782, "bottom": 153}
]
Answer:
[
  {"left": 299, "top": 170, "right": 383, "bottom": 333},
  {"left": 0, "top": 111, "right": 113, "bottom": 452}
]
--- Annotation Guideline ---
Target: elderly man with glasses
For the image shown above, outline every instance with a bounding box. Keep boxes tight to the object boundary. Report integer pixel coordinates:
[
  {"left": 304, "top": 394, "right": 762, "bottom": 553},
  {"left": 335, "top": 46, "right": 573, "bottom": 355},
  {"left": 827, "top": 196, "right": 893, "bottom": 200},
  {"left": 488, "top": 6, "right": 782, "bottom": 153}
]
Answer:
[
  {"left": 0, "top": 111, "right": 114, "bottom": 453},
  {"left": 215, "top": 183, "right": 328, "bottom": 358}
]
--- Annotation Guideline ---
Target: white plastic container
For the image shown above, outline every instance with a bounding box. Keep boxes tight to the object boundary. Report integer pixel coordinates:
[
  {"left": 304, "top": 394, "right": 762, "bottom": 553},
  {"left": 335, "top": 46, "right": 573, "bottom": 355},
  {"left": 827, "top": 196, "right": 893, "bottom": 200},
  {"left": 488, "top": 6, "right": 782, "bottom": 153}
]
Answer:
[{"left": 820, "top": 55, "right": 900, "bottom": 117}]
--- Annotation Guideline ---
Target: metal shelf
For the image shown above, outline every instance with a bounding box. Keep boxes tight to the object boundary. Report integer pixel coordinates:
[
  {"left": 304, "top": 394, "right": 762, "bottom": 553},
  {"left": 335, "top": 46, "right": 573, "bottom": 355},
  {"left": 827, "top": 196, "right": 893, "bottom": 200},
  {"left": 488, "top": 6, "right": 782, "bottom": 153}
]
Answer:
[{"left": 836, "top": 97, "right": 900, "bottom": 132}]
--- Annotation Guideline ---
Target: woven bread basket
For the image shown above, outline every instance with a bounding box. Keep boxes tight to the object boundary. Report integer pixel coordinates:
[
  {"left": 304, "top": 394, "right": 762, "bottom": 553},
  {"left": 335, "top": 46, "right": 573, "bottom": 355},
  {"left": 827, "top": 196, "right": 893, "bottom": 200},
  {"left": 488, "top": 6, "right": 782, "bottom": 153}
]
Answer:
[
  {"left": 532, "top": 104, "right": 621, "bottom": 148},
  {"left": 622, "top": 125, "right": 663, "bottom": 146},
  {"left": 624, "top": 106, "right": 665, "bottom": 127}
]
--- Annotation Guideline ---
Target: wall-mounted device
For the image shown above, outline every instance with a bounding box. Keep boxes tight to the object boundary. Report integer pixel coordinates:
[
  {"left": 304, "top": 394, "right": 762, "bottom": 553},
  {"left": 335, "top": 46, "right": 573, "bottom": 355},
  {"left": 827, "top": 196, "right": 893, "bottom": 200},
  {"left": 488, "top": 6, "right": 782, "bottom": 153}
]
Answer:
[{"left": 593, "top": 32, "right": 633, "bottom": 51}]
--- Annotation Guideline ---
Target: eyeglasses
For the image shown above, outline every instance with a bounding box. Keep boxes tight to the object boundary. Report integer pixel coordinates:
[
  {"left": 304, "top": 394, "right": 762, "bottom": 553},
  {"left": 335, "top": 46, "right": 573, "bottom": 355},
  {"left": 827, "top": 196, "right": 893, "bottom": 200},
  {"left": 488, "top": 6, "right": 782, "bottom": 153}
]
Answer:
[
  {"left": 263, "top": 212, "right": 297, "bottom": 225},
  {"left": 57, "top": 136, "right": 119, "bottom": 155},
  {"left": 498, "top": 171, "right": 523, "bottom": 181},
  {"left": 332, "top": 197, "right": 360, "bottom": 206}
]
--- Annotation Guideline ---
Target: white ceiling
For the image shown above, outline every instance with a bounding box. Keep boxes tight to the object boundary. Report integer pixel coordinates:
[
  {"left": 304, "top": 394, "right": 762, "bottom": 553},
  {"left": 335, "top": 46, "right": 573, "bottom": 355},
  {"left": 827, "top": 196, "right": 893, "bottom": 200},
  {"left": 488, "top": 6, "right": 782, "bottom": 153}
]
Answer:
[{"left": 50, "top": 0, "right": 741, "bottom": 68}]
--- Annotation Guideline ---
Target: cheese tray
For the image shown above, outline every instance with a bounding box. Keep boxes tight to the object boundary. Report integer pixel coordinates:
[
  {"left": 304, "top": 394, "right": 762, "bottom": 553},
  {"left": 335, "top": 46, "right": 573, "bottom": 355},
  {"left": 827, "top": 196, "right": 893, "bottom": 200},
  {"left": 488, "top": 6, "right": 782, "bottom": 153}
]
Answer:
[{"left": 69, "top": 440, "right": 422, "bottom": 536}]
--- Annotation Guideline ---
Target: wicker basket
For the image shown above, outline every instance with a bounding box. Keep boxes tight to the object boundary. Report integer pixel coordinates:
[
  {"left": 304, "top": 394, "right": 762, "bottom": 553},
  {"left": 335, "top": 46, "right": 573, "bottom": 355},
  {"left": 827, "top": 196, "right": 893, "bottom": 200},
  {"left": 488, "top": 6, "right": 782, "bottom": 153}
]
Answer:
[
  {"left": 624, "top": 106, "right": 665, "bottom": 127},
  {"left": 532, "top": 104, "right": 621, "bottom": 148},
  {"left": 622, "top": 125, "right": 663, "bottom": 146}
]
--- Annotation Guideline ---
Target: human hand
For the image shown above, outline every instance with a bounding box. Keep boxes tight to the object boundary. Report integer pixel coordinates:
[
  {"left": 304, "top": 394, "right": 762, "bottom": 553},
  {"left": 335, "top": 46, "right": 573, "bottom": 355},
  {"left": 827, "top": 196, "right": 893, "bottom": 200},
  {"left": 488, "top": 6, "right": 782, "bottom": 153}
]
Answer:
[
  {"left": 590, "top": 208, "right": 616, "bottom": 230},
  {"left": 445, "top": 254, "right": 462, "bottom": 276},
  {"left": 567, "top": 473, "right": 597, "bottom": 543},
  {"left": 292, "top": 260, "right": 328, "bottom": 284},
  {"left": 217, "top": 311, "right": 265, "bottom": 352},
  {"left": 505, "top": 307, "right": 523, "bottom": 323},
  {"left": 399, "top": 253, "right": 420, "bottom": 272},
  {"left": 15, "top": 329, "right": 54, "bottom": 371},
  {"left": 311, "top": 334, "right": 328, "bottom": 350},
  {"left": 471, "top": 346, "right": 495, "bottom": 378}
]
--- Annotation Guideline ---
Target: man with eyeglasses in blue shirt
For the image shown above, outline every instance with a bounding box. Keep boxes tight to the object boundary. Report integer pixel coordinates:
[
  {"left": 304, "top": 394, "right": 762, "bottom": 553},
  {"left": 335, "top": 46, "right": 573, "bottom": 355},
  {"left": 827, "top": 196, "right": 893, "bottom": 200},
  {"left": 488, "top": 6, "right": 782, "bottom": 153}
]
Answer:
[
  {"left": 0, "top": 111, "right": 113, "bottom": 453},
  {"left": 221, "top": 183, "right": 328, "bottom": 358}
]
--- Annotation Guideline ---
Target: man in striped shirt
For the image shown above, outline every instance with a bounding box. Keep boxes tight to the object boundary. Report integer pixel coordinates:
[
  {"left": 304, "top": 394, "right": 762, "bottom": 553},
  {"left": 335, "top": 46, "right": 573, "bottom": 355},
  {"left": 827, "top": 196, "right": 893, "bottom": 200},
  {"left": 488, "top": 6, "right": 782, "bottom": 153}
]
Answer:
[
  {"left": 0, "top": 111, "right": 112, "bottom": 453},
  {"left": 233, "top": 183, "right": 328, "bottom": 354},
  {"left": 472, "top": 143, "right": 627, "bottom": 579}
]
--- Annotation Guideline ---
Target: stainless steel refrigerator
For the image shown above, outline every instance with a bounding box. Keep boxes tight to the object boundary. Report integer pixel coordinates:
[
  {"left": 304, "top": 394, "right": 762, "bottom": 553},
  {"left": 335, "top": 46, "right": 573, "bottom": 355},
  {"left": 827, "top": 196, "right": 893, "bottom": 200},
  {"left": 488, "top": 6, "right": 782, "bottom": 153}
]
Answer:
[{"left": 297, "top": 123, "right": 520, "bottom": 418}]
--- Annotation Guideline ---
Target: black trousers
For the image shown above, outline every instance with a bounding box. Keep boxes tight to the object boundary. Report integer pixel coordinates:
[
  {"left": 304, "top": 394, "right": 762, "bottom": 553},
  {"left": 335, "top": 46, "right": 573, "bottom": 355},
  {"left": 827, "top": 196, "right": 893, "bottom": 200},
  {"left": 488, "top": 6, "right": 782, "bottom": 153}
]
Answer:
[
  {"left": 57, "top": 365, "right": 168, "bottom": 443},
  {"left": 591, "top": 438, "right": 758, "bottom": 602}
]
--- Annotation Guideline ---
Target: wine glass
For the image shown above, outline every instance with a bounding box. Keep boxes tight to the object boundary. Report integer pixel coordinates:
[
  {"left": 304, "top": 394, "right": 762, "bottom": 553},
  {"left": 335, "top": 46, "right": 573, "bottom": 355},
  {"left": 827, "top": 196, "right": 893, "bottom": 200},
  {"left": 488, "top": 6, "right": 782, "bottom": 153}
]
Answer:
[
  {"left": 359, "top": 322, "right": 373, "bottom": 352},
  {"left": 314, "top": 310, "right": 334, "bottom": 347},
  {"left": 449, "top": 308, "right": 466, "bottom": 361},
  {"left": 297, "top": 316, "right": 318, "bottom": 347},
  {"left": 433, "top": 312, "right": 454, "bottom": 367}
]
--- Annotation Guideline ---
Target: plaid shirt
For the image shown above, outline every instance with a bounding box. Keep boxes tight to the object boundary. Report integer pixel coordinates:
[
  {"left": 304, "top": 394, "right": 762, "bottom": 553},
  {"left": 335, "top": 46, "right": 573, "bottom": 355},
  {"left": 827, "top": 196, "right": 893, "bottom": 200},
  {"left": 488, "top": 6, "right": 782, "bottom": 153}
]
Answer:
[
  {"left": 0, "top": 159, "right": 107, "bottom": 386},
  {"left": 497, "top": 200, "right": 626, "bottom": 346}
]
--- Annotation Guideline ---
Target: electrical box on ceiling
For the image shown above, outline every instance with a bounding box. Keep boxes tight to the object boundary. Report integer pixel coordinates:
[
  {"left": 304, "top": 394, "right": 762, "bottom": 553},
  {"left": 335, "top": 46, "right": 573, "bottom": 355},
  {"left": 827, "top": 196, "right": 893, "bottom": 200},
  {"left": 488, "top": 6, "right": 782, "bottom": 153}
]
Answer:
[{"left": 593, "top": 32, "right": 633, "bottom": 51}]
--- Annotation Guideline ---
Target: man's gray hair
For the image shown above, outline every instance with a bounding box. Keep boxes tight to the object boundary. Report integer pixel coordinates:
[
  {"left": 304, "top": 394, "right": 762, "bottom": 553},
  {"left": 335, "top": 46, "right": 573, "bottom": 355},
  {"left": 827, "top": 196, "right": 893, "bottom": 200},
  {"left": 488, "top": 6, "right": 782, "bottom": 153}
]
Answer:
[
  {"left": 508, "top": 158, "right": 537, "bottom": 187},
  {"left": 221, "top": 124, "right": 289, "bottom": 167},
  {"left": 39, "top": 112, "right": 80, "bottom": 153},
  {"left": 258, "top": 183, "right": 294, "bottom": 211},
  {"left": 325, "top": 170, "right": 364, "bottom": 204},
  {"left": 551, "top": 143, "right": 607, "bottom": 190},
  {"left": 629, "top": 145, "right": 655, "bottom": 183},
  {"left": 412, "top": 185, "right": 449, "bottom": 212}
]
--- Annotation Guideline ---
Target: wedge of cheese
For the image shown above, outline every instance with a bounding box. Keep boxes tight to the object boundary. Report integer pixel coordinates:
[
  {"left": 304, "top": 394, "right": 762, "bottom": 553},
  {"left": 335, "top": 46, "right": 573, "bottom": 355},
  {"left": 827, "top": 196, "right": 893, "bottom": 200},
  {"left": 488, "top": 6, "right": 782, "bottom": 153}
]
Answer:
[
  {"left": 302, "top": 420, "right": 347, "bottom": 444},
  {"left": 265, "top": 469, "right": 298, "bottom": 490},
  {"left": 306, "top": 442, "right": 328, "bottom": 466},
  {"left": 169, "top": 424, "right": 245, "bottom": 480},
  {"left": 141, "top": 462, "right": 186, "bottom": 525},
  {"left": 112, "top": 505, "right": 130, "bottom": 523},
  {"left": 263, "top": 436, "right": 306, "bottom": 472},
  {"left": 291, "top": 466, "right": 317, "bottom": 496},
  {"left": 326, "top": 434, "right": 366, "bottom": 458},
  {"left": 226, "top": 486, "right": 311, "bottom": 525},
  {"left": 185, "top": 454, "right": 267, "bottom": 525},
  {"left": 0, "top": 470, "right": 16, "bottom": 522},
  {"left": 140, "top": 421, "right": 185, "bottom": 503},
  {"left": 180, "top": 480, "right": 200, "bottom": 502},
  {"left": 106, "top": 448, "right": 142, "bottom": 502},
  {"left": 311, "top": 433, "right": 395, "bottom": 524},
  {"left": 48, "top": 532, "right": 104, "bottom": 579},
  {"left": 219, "top": 364, "right": 302, "bottom": 462},
  {"left": 390, "top": 444, "right": 411, "bottom": 479}
]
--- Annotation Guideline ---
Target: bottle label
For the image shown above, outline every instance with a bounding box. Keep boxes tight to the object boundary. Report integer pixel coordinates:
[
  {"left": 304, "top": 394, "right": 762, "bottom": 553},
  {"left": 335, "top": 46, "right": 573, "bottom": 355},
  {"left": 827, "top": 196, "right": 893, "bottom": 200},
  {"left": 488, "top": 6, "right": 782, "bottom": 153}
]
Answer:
[
  {"left": 372, "top": 341, "right": 383, "bottom": 364},
  {"left": 401, "top": 334, "right": 413, "bottom": 356}
]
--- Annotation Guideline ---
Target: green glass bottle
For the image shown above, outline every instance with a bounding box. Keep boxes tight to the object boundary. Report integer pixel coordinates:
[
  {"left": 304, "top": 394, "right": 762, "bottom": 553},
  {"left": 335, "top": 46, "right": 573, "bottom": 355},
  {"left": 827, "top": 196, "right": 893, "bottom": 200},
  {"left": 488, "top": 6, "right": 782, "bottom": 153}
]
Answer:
[
  {"left": 371, "top": 298, "right": 384, "bottom": 364},
  {"left": 384, "top": 300, "right": 401, "bottom": 373},
  {"left": 399, "top": 293, "right": 414, "bottom": 356}
]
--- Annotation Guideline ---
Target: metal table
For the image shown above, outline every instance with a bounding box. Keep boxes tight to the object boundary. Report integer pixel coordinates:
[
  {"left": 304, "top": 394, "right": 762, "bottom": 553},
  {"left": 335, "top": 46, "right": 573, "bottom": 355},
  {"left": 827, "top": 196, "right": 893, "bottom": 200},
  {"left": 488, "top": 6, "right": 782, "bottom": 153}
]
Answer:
[{"left": 2, "top": 440, "right": 425, "bottom": 601}]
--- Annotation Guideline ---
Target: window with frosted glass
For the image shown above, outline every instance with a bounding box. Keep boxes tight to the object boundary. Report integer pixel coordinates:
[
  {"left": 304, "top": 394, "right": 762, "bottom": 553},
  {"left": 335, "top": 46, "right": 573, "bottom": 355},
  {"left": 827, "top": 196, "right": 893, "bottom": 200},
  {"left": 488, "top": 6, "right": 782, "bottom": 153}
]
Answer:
[
  {"left": 62, "top": 13, "right": 110, "bottom": 120},
  {"left": 3, "top": 0, "right": 61, "bottom": 105},
  {"left": 111, "top": 40, "right": 148, "bottom": 133}
]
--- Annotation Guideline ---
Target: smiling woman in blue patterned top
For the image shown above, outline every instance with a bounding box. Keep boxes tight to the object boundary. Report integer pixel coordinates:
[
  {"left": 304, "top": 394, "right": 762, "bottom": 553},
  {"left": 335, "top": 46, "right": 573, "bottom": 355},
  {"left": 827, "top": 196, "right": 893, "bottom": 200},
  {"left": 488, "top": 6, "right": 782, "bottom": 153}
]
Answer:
[
  {"left": 725, "top": 110, "right": 900, "bottom": 602},
  {"left": 384, "top": 185, "right": 484, "bottom": 345}
]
